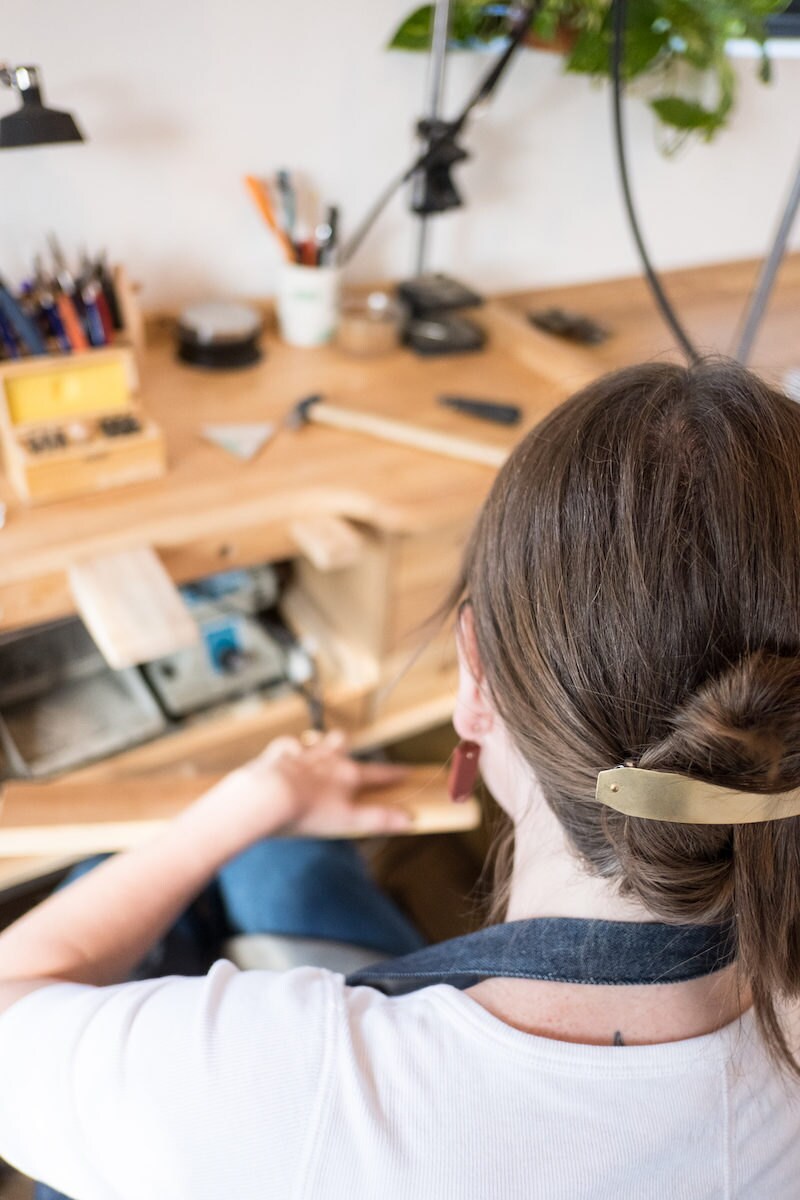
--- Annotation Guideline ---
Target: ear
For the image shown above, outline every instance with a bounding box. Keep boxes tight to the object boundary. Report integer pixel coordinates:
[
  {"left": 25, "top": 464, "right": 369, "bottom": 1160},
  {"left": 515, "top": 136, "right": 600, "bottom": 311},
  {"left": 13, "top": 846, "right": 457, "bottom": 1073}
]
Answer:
[{"left": 453, "top": 605, "right": 495, "bottom": 742}]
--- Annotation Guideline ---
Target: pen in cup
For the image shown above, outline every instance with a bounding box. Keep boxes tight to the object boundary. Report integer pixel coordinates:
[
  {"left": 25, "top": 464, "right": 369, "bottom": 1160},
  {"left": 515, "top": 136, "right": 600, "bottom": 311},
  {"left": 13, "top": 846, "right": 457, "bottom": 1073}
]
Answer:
[
  {"left": 315, "top": 206, "right": 339, "bottom": 266},
  {"left": 276, "top": 170, "right": 297, "bottom": 250},
  {"left": 243, "top": 170, "right": 342, "bottom": 345}
]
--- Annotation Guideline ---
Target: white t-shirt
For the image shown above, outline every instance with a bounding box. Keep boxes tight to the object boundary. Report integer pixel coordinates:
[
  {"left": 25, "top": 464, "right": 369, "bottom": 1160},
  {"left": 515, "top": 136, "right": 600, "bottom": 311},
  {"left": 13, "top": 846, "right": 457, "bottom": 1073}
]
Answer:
[{"left": 0, "top": 960, "right": 798, "bottom": 1199}]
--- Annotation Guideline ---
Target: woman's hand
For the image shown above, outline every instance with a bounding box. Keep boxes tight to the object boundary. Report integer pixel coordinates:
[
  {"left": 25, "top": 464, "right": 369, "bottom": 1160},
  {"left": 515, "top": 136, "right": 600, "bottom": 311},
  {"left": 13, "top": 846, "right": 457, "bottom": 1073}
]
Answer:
[
  {"left": 194, "top": 731, "right": 413, "bottom": 854},
  {"left": 0, "top": 731, "right": 413, "bottom": 995}
]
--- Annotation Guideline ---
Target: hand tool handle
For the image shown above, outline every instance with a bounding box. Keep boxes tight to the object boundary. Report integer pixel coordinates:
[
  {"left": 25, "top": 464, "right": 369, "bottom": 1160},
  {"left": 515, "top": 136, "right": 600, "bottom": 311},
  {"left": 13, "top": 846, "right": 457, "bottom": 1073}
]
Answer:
[
  {"left": 98, "top": 260, "right": 124, "bottom": 330},
  {"left": 56, "top": 293, "right": 89, "bottom": 350},
  {"left": 439, "top": 395, "right": 522, "bottom": 425},
  {"left": 0, "top": 308, "right": 22, "bottom": 358},
  {"left": 309, "top": 400, "right": 509, "bottom": 468},
  {"left": 0, "top": 285, "right": 46, "bottom": 354},
  {"left": 39, "top": 294, "right": 71, "bottom": 352},
  {"left": 81, "top": 288, "right": 107, "bottom": 346},
  {"left": 94, "top": 287, "right": 115, "bottom": 341}
]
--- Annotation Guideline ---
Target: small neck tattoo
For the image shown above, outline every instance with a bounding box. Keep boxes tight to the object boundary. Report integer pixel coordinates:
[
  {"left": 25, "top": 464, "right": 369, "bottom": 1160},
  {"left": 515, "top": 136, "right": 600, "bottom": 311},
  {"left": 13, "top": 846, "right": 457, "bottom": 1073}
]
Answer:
[{"left": 612, "top": 1030, "right": 625, "bottom": 1047}]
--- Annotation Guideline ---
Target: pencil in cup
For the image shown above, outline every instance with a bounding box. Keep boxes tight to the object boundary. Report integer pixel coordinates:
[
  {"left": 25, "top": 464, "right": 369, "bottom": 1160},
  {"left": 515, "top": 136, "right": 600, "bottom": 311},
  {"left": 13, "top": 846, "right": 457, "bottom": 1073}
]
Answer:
[{"left": 244, "top": 175, "right": 296, "bottom": 262}]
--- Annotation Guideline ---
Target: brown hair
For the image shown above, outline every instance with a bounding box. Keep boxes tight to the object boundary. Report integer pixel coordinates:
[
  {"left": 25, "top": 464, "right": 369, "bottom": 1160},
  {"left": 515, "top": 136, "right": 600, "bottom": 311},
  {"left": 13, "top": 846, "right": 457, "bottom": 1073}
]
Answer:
[{"left": 459, "top": 358, "right": 800, "bottom": 1072}]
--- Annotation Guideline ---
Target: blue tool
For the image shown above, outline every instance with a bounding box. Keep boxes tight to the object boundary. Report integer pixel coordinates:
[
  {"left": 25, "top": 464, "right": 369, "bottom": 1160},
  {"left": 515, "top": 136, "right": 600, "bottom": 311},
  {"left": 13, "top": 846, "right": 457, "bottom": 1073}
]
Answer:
[
  {"left": 80, "top": 280, "right": 107, "bottom": 346},
  {"left": 0, "top": 279, "right": 46, "bottom": 354},
  {"left": 38, "top": 289, "right": 71, "bottom": 352},
  {"left": 202, "top": 616, "right": 247, "bottom": 675},
  {"left": 0, "top": 307, "right": 21, "bottom": 358}
]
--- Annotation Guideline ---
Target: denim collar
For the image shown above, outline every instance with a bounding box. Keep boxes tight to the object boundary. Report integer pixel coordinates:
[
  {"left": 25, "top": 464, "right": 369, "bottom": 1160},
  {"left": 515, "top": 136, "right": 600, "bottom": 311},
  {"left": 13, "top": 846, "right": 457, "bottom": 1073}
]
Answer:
[{"left": 346, "top": 918, "right": 736, "bottom": 996}]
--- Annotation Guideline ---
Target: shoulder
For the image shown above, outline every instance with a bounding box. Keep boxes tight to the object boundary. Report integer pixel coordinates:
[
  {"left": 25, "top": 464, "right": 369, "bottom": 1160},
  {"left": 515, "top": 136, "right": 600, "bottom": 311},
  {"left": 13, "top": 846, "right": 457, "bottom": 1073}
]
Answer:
[
  {"left": 0, "top": 960, "right": 455, "bottom": 1056},
  {"left": 0, "top": 958, "right": 339, "bottom": 1047},
  {"left": 0, "top": 962, "right": 348, "bottom": 1199}
]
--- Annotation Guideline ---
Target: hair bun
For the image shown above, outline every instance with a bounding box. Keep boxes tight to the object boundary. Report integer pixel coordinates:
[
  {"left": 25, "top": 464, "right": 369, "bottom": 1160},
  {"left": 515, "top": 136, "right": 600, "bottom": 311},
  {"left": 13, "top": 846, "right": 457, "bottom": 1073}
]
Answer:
[{"left": 640, "top": 651, "right": 800, "bottom": 791}]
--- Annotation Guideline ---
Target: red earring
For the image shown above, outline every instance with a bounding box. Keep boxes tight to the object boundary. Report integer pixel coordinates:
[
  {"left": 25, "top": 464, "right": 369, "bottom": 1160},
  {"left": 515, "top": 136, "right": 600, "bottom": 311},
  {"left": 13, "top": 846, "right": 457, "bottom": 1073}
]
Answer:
[{"left": 448, "top": 740, "right": 481, "bottom": 803}]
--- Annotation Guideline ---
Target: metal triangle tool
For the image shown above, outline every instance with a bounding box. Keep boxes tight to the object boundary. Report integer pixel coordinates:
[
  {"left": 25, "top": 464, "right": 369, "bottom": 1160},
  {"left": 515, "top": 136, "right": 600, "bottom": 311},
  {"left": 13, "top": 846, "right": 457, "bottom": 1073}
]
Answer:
[{"left": 201, "top": 423, "right": 276, "bottom": 461}]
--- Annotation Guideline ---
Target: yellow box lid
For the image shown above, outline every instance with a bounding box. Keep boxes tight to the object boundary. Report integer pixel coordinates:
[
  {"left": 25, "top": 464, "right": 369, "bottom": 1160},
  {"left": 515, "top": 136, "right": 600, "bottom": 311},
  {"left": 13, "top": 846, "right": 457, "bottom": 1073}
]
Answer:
[{"left": 5, "top": 358, "right": 130, "bottom": 426}]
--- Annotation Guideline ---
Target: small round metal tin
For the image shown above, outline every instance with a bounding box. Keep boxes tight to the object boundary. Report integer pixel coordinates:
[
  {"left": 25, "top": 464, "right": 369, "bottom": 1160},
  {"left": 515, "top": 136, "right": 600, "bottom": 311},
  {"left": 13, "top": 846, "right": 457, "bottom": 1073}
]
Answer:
[{"left": 177, "top": 301, "right": 264, "bottom": 369}]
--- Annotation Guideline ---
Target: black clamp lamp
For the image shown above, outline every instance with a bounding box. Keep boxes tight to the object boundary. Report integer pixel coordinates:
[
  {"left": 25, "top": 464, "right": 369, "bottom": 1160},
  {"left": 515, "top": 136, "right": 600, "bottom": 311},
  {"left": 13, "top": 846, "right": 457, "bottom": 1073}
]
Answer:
[
  {"left": 341, "top": 3, "right": 536, "bottom": 355},
  {"left": 0, "top": 63, "right": 84, "bottom": 149},
  {"left": 410, "top": 117, "right": 469, "bottom": 217},
  {"left": 343, "top": 3, "right": 536, "bottom": 267}
]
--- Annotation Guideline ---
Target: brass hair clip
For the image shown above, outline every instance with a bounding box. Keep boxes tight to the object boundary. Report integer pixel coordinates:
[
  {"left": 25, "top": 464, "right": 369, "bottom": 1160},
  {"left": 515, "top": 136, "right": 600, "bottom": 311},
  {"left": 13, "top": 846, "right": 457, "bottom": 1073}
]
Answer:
[{"left": 596, "top": 766, "right": 800, "bottom": 825}]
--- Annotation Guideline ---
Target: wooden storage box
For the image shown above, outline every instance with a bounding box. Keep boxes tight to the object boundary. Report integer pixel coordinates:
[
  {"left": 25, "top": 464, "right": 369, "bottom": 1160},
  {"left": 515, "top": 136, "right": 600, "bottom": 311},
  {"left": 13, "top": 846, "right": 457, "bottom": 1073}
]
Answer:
[{"left": 0, "top": 345, "right": 165, "bottom": 504}]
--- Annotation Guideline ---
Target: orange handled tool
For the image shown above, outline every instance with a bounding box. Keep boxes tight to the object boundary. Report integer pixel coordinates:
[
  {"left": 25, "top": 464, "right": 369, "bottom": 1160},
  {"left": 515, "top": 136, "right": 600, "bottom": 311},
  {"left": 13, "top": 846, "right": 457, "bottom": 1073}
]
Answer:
[
  {"left": 56, "top": 292, "right": 88, "bottom": 351},
  {"left": 244, "top": 175, "right": 296, "bottom": 262}
]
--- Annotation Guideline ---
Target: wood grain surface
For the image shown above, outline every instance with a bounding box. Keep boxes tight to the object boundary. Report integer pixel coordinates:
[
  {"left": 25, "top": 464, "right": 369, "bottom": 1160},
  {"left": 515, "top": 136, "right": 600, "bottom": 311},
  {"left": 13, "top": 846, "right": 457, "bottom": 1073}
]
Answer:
[
  {"left": 0, "top": 298, "right": 568, "bottom": 611},
  {"left": 0, "top": 765, "right": 480, "bottom": 856}
]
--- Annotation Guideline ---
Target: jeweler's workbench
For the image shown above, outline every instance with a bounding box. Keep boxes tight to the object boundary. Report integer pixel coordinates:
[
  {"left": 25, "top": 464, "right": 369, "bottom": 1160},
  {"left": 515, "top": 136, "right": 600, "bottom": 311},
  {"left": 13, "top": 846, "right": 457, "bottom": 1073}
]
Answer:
[{"left": 0, "top": 258, "right": 796, "bottom": 888}]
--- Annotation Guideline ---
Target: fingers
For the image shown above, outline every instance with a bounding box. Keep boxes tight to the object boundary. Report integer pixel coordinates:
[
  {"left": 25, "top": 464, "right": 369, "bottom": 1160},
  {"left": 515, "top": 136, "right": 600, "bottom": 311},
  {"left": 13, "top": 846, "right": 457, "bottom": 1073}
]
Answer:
[
  {"left": 300, "top": 730, "right": 344, "bottom": 745},
  {"left": 306, "top": 730, "right": 347, "bottom": 759},
  {"left": 254, "top": 731, "right": 407, "bottom": 794},
  {"left": 254, "top": 736, "right": 304, "bottom": 768},
  {"left": 349, "top": 804, "right": 413, "bottom": 835},
  {"left": 256, "top": 730, "right": 343, "bottom": 766},
  {"left": 351, "top": 761, "right": 411, "bottom": 790},
  {"left": 299, "top": 729, "right": 324, "bottom": 748},
  {"left": 298, "top": 732, "right": 408, "bottom": 788},
  {"left": 324, "top": 756, "right": 409, "bottom": 792}
]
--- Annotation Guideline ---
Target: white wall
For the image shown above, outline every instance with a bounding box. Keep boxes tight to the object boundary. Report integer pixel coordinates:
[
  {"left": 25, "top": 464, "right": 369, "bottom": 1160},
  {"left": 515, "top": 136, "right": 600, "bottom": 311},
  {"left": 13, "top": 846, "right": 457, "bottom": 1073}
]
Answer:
[{"left": 1, "top": 0, "right": 798, "bottom": 309}]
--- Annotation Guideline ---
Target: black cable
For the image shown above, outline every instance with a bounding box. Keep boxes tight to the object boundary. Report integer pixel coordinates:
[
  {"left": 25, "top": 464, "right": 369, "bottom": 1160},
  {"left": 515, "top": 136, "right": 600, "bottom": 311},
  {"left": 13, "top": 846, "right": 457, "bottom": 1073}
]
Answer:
[
  {"left": 347, "top": 0, "right": 702, "bottom": 364},
  {"left": 457, "top": 2, "right": 537, "bottom": 120},
  {"left": 610, "top": 0, "right": 700, "bottom": 364},
  {"left": 255, "top": 611, "right": 328, "bottom": 731}
]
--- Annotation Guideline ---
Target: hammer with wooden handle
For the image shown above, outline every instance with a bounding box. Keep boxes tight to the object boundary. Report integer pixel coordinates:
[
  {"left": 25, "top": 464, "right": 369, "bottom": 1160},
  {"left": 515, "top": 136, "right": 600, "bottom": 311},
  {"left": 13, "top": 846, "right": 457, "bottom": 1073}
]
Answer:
[{"left": 288, "top": 394, "right": 509, "bottom": 468}]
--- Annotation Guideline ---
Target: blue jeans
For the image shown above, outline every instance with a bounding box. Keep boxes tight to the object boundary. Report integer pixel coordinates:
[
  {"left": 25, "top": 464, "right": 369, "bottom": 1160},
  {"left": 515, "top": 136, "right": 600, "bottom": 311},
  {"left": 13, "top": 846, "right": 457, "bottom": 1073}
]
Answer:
[{"left": 33, "top": 837, "right": 425, "bottom": 1200}]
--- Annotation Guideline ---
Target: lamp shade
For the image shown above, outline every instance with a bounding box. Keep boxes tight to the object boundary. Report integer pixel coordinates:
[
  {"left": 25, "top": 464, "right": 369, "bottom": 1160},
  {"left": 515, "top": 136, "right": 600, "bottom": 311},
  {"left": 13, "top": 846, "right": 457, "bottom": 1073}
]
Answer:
[{"left": 0, "top": 65, "right": 84, "bottom": 149}]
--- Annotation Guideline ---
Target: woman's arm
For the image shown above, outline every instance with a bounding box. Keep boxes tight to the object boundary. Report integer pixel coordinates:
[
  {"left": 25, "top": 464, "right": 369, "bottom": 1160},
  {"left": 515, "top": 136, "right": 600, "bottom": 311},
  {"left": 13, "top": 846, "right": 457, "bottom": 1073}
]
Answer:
[{"left": 0, "top": 733, "right": 409, "bottom": 1009}]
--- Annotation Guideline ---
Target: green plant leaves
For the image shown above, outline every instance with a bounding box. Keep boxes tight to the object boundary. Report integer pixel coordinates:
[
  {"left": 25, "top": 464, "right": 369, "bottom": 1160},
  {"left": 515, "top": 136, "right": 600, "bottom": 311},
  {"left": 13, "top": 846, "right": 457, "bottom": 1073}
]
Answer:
[
  {"left": 650, "top": 96, "right": 724, "bottom": 135},
  {"left": 388, "top": 1, "right": 508, "bottom": 50},
  {"left": 650, "top": 47, "right": 736, "bottom": 140},
  {"left": 567, "top": 0, "right": 669, "bottom": 76},
  {"left": 386, "top": 0, "right": 790, "bottom": 141},
  {"left": 389, "top": 5, "right": 435, "bottom": 51}
]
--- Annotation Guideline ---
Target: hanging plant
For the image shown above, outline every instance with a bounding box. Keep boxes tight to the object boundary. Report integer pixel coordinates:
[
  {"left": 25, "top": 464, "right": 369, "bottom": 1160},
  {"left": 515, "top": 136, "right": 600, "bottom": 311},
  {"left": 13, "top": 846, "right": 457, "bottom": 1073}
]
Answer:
[{"left": 388, "top": 1, "right": 791, "bottom": 144}]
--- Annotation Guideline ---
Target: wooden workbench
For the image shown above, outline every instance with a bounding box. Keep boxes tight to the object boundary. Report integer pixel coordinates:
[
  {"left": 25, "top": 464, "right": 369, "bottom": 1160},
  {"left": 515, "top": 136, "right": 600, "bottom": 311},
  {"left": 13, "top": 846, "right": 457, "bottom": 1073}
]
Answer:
[
  {"left": 0, "top": 294, "right": 591, "bottom": 884},
  {"left": 505, "top": 255, "right": 800, "bottom": 381},
  {"left": 1, "top": 257, "right": 797, "bottom": 885},
  {"left": 0, "top": 301, "right": 583, "bottom": 627}
]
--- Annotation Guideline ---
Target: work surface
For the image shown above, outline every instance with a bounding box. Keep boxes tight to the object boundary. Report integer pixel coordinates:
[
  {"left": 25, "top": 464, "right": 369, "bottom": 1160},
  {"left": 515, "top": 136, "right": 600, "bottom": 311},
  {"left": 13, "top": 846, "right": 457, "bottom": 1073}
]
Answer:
[
  {"left": 0, "top": 302, "right": 574, "bottom": 627},
  {"left": 0, "top": 257, "right": 797, "bottom": 889},
  {"left": 2, "top": 255, "right": 796, "bottom": 627},
  {"left": 507, "top": 256, "right": 800, "bottom": 381}
]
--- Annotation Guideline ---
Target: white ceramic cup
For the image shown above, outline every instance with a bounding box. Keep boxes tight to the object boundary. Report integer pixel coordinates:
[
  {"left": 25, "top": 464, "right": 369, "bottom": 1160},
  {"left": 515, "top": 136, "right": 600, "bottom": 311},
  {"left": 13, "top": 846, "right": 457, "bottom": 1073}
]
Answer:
[{"left": 275, "top": 263, "right": 340, "bottom": 348}]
